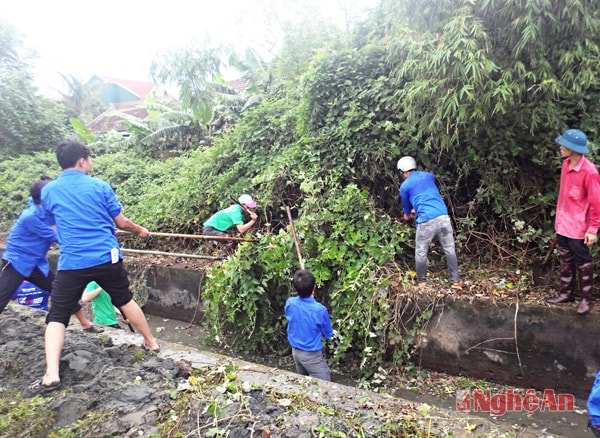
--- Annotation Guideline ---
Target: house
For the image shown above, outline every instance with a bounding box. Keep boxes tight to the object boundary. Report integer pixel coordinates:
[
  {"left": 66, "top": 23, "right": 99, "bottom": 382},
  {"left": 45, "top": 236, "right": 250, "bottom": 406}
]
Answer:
[
  {"left": 227, "top": 78, "right": 249, "bottom": 94},
  {"left": 87, "top": 75, "right": 249, "bottom": 134},
  {"left": 86, "top": 75, "right": 163, "bottom": 107},
  {"left": 87, "top": 75, "right": 169, "bottom": 134}
]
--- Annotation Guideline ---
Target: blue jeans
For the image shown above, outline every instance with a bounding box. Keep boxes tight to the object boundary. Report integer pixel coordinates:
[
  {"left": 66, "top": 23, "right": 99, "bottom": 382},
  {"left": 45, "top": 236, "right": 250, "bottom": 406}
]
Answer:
[
  {"left": 292, "top": 347, "right": 330, "bottom": 381},
  {"left": 415, "top": 215, "right": 460, "bottom": 283}
]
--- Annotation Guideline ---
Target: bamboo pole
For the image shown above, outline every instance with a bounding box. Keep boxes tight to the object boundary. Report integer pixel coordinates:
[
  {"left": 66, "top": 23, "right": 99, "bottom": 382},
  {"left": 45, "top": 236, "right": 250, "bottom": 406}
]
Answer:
[
  {"left": 0, "top": 245, "right": 223, "bottom": 260},
  {"left": 117, "top": 230, "right": 257, "bottom": 242},
  {"left": 286, "top": 206, "right": 305, "bottom": 269},
  {"left": 121, "top": 248, "right": 223, "bottom": 260}
]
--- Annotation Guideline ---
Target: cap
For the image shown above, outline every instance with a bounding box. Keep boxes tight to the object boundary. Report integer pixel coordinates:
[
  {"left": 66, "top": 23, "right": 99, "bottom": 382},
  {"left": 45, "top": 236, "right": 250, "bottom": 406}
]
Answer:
[{"left": 239, "top": 194, "right": 257, "bottom": 208}]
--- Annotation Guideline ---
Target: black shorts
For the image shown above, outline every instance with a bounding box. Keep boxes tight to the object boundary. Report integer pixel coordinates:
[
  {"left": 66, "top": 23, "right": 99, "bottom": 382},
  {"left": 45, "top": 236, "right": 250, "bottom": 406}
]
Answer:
[{"left": 47, "top": 261, "right": 133, "bottom": 327}]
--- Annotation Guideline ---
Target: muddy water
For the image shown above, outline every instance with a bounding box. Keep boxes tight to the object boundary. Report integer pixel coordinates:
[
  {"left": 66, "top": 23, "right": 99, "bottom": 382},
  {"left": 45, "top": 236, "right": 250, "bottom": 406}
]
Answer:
[{"left": 143, "top": 313, "right": 592, "bottom": 438}]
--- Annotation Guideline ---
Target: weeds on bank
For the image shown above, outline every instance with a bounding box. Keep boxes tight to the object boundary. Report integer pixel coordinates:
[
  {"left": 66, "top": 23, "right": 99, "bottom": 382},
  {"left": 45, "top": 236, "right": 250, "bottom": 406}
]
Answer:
[
  {"left": 0, "top": 392, "right": 55, "bottom": 437},
  {"left": 51, "top": 412, "right": 116, "bottom": 438},
  {"left": 153, "top": 361, "right": 433, "bottom": 438},
  {"left": 0, "top": 390, "right": 119, "bottom": 438}
]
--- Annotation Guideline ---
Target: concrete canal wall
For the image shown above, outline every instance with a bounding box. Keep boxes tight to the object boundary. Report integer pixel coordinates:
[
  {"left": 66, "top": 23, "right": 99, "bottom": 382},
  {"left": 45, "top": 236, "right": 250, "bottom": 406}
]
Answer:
[
  {"left": 114, "top": 261, "right": 600, "bottom": 399},
  {"left": 412, "top": 299, "right": 599, "bottom": 399}
]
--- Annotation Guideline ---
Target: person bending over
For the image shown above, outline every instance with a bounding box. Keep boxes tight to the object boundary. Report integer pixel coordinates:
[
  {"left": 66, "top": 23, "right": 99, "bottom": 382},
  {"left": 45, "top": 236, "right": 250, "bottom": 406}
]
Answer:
[
  {"left": 202, "top": 194, "right": 258, "bottom": 256},
  {"left": 0, "top": 179, "right": 102, "bottom": 334}
]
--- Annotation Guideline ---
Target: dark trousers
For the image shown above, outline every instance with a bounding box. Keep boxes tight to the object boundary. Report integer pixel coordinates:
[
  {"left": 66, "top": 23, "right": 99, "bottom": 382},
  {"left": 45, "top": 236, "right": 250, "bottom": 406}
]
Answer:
[
  {"left": 0, "top": 259, "right": 83, "bottom": 315},
  {"left": 557, "top": 234, "right": 592, "bottom": 266},
  {"left": 202, "top": 227, "right": 237, "bottom": 256},
  {"left": 590, "top": 422, "right": 600, "bottom": 438},
  {"left": 48, "top": 261, "right": 132, "bottom": 327},
  {"left": 0, "top": 260, "right": 53, "bottom": 313}
]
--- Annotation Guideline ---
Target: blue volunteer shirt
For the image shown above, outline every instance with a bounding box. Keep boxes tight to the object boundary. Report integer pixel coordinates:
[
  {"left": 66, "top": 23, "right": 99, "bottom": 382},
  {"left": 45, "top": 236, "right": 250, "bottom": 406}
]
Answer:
[
  {"left": 42, "top": 170, "right": 123, "bottom": 270},
  {"left": 285, "top": 296, "right": 333, "bottom": 352},
  {"left": 2, "top": 205, "right": 56, "bottom": 277},
  {"left": 399, "top": 170, "right": 448, "bottom": 225},
  {"left": 589, "top": 371, "right": 600, "bottom": 428}
]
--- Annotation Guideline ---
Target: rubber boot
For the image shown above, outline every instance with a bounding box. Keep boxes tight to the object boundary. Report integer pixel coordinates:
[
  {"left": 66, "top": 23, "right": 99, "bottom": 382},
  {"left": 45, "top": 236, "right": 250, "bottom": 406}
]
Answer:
[
  {"left": 547, "top": 246, "right": 576, "bottom": 304},
  {"left": 576, "top": 262, "right": 594, "bottom": 315}
]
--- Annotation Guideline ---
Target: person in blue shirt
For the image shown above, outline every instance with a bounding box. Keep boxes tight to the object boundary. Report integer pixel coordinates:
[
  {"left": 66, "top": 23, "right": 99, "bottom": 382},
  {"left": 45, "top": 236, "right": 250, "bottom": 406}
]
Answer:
[
  {"left": 589, "top": 370, "right": 600, "bottom": 437},
  {"left": 397, "top": 156, "right": 462, "bottom": 289},
  {"left": 31, "top": 140, "right": 160, "bottom": 392},
  {"left": 0, "top": 180, "right": 103, "bottom": 333},
  {"left": 285, "top": 269, "right": 333, "bottom": 381},
  {"left": 26, "top": 175, "right": 52, "bottom": 208}
]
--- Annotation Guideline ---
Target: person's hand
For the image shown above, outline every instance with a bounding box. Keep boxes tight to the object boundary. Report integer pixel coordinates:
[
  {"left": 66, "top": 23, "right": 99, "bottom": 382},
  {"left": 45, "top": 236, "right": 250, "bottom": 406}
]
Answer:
[
  {"left": 250, "top": 212, "right": 258, "bottom": 222},
  {"left": 585, "top": 232, "right": 597, "bottom": 247},
  {"left": 403, "top": 210, "right": 416, "bottom": 221},
  {"left": 138, "top": 226, "right": 150, "bottom": 238},
  {"left": 118, "top": 315, "right": 130, "bottom": 324}
]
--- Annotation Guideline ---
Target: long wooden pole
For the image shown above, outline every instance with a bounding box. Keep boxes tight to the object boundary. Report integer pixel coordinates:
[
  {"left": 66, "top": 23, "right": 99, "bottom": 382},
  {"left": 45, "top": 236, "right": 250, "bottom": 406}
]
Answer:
[
  {"left": 0, "top": 245, "right": 224, "bottom": 260},
  {"left": 286, "top": 206, "right": 304, "bottom": 269},
  {"left": 117, "top": 230, "right": 257, "bottom": 242},
  {"left": 121, "top": 248, "right": 223, "bottom": 260}
]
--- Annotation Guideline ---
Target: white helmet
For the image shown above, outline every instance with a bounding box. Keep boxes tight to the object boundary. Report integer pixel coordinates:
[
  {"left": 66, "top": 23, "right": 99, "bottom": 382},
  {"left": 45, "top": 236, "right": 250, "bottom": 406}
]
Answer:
[{"left": 397, "top": 156, "right": 417, "bottom": 172}]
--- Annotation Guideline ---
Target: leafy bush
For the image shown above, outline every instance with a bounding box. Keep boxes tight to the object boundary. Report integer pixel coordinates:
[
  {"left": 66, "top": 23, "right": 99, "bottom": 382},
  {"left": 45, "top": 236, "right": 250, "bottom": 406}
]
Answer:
[
  {"left": 0, "top": 151, "right": 59, "bottom": 230},
  {"left": 203, "top": 183, "right": 410, "bottom": 377}
]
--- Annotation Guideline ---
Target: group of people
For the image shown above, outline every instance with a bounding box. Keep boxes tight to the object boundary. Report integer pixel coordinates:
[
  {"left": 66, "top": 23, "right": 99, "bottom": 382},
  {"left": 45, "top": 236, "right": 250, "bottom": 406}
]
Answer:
[
  {"left": 0, "top": 140, "right": 160, "bottom": 392},
  {"left": 0, "top": 127, "right": 598, "bottom": 391},
  {"left": 397, "top": 128, "right": 600, "bottom": 317}
]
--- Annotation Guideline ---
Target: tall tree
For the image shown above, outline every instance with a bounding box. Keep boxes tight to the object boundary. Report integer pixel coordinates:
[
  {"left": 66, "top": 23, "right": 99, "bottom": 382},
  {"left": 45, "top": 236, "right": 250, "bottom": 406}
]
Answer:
[
  {"left": 0, "top": 20, "right": 68, "bottom": 159},
  {"left": 58, "top": 73, "right": 105, "bottom": 124}
]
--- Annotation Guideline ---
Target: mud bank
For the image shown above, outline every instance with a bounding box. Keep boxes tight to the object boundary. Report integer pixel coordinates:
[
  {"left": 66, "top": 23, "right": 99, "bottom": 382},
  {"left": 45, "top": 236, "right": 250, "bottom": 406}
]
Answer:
[{"left": 0, "top": 305, "right": 553, "bottom": 437}]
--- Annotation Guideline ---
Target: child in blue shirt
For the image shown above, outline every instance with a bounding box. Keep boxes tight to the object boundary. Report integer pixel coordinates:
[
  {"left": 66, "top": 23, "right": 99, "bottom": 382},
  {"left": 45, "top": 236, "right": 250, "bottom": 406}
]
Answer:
[{"left": 285, "top": 269, "right": 333, "bottom": 381}]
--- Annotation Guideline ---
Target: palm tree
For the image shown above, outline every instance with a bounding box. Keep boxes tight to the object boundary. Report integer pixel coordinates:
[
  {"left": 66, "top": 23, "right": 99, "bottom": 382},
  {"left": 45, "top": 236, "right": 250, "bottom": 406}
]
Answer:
[{"left": 57, "top": 73, "right": 105, "bottom": 124}]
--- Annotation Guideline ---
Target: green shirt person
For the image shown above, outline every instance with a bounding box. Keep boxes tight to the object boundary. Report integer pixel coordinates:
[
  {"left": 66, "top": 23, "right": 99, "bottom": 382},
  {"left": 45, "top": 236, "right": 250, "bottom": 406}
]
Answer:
[
  {"left": 81, "top": 281, "right": 122, "bottom": 328},
  {"left": 202, "top": 194, "right": 258, "bottom": 256}
]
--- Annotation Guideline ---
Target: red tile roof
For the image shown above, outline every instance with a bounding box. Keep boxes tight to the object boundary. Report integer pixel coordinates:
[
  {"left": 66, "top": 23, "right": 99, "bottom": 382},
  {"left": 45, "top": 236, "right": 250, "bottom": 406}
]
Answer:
[{"left": 96, "top": 75, "right": 157, "bottom": 100}]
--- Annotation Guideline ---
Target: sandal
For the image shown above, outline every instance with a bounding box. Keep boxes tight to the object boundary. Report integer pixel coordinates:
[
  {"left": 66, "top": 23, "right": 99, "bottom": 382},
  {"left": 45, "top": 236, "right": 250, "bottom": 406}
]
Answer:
[
  {"left": 142, "top": 341, "right": 161, "bottom": 353},
  {"left": 83, "top": 324, "right": 105, "bottom": 333},
  {"left": 29, "top": 377, "right": 61, "bottom": 393}
]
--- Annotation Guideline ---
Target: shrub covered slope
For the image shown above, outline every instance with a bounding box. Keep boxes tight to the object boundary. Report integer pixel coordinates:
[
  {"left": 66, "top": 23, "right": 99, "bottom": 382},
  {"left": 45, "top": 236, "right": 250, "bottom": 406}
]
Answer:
[{"left": 1, "top": 0, "right": 599, "bottom": 379}]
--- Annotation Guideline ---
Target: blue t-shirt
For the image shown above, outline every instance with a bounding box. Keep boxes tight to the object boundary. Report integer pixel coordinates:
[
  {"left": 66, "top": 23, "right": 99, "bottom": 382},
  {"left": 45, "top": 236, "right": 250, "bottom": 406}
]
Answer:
[
  {"left": 399, "top": 170, "right": 448, "bottom": 225},
  {"left": 588, "top": 370, "right": 600, "bottom": 427},
  {"left": 2, "top": 205, "right": 56, "bottom": 277},
  {"left": 42, "top": 169, "right": 123, "bottom": 270},
  {"left": 285, "top": 296, "right": 333, "bottom": 352}
]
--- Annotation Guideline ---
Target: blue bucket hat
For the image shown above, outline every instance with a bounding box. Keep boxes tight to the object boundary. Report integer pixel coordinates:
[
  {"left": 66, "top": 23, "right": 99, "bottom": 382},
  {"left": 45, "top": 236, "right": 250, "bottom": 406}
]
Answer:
[{"left": 555, "top": 129, "right": 589, "bottom": 154}]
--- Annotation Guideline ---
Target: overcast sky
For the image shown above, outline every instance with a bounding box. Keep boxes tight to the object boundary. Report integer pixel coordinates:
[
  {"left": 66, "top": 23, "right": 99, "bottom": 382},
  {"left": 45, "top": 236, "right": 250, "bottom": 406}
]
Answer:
[{"left": 1, "top": 0, "right": 377, "bottom": 98}]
